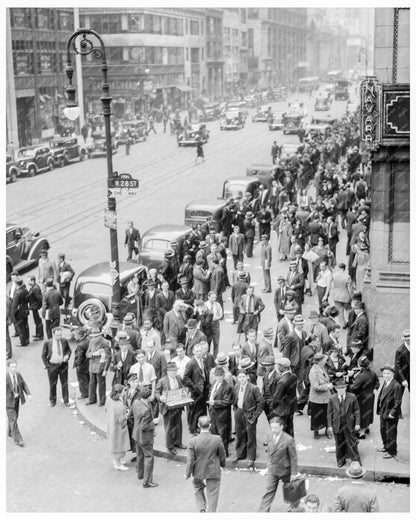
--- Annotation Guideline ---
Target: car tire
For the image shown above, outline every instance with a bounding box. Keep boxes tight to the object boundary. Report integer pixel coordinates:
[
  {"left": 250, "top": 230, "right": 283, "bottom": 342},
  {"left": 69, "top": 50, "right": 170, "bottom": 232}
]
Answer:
[
  {"left": 28, "top": 165, "right": 36, "bottom": 177},
  {"left": 80, "top": 151, "right": 86, "bottom": 161},
  {"left": 58, "top": 157, "right": 65, "bottom": 168},
  {"left": 77, "top": 298, "right": 107, "bottom": 326},
  {"left": 10, "top": 171, "right": 17, "bottom": 183},
  {"left": 48, "top": 160, "right": 54, "bottom": 171}
]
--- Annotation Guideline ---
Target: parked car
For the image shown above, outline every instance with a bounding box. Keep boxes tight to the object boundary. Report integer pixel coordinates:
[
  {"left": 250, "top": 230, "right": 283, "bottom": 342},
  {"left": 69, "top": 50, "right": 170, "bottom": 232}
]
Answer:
[
  {"left": 116, "top": 120, "right": 147, "bottom": 144},
  {"left": 279, "top": 144, "right": 301, "bottom": 160},
  {"left": 334, "top": 80, "right": 350, "bottom": 101},
  {"left": 6, "top": 222, "right": 49, "bottom": 281},
  {"left": 200, "top": 103, "right": 221, "bottom": 121},
  {"left": 245, "top": 164, "right": 277, "bottom": 188},
  {"left": 89, "top": 131, "right": 118, "bottom": 157},
  {"left": 16, "top": 145, "right": 55, "bottom": 177},
  {"left": 269, "top": 111, "right": 285, "bottom": 131},
  {"left": 282, "top": 112, "right": 304, "bottom": 134},
  {"left": 177, "top": 124, "right": 209, "bottom": 146},
  {"left": 139, "top": 225, "right": 192, "bottom": 270},
  {"left": 220, "top": 110, "right": 244, "bottom": 130},
  {"left": 272, "top": 86, "right": 288, "bottom": 101},
  {"left": 6, "top": 155, "right": 19, "bottom": 183},
  {"left": 314, "top": 95, "right": 331, "bottom": 111},
  {"left": 71, "top": 262, "right": 148, "bottom": 326},
  {"left": 222, "top": 177, "right": 262, "bottom": 201},
  {"left": 227, "top": 100, "right": 248, "bottom": 119},
  {"left": 311, "top": 115, "right": 337, "bottom": 125},
  {"left": 184, "top": 199, "right": 228, "bottom": 232},
  {"left": 304, "top": 123, "right": 332, "bottom": 139},
  {"left": 252, "top": 105, "right": 271, "bottom": 122},
  {"left": 49, "top": 136, "right": 91, "bottom": 167}
]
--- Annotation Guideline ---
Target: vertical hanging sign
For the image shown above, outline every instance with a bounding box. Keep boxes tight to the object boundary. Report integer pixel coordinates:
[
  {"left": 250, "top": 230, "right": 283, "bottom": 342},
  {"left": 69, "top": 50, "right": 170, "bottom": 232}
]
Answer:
[{"left": 359, "top": 77, "right": 381, "bottom": 150}]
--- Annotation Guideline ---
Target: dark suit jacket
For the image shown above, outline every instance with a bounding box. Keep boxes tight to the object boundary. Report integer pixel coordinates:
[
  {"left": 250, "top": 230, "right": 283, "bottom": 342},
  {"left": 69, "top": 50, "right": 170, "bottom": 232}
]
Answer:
[
  {"left": 266, "top": 431, "right": 298, "bottom": 477},
  {"left": 42, "top": 287, "right": 63, "bottom": 321},
  {"left": 350, "top": 312, "right": 369, "bottom": 348},
  {"left": 183, "top": 357, "right": 209, "bottom": 398},
  {"left": 57, "top": 260, "right": 75, "bottom": 287},
  {"left": 12, "top": 286, "right": 29, "bottom": 320},
  {"left": 27, "top": 283, "right": 43, "bottom": 311},
  {"left": 156, "top": 291, "right": 175, "bottom": 319},
  {"left": 233, "top": 381, "right": 264, "bottom": 424},
  {"left": 231, "top": 280, "right": 248, "bottom": 306},
  {"left": 283, "top": 330, "right": 307, "bottom": 370},
  {"left": 146, "top": 351, "right": 167, "bottom": 380},
  {"left": 132, "top": 398, "right": 155, "bottom": 445},
  {"left": 286, "top": 271, "right": 305, "bottom": 304},
  {"left": 395, "top": 343, "right": 410, "bottom": 386},
  {"left": 185, "top": 432, "right": 226, "bottom": 479},
  {"left": 6, "top": 371, "right": 30, "bottom": 407},
  {"left": 73, "top": 336, "right": 90, "bottom": 372},
  {"left": 376, "top": 379, "right": 402, "bottom": 419},
  {"left": 241, "top": 341, "right": 259, "bottom": 363},
  {"left": 272, "top": 371, "right": 298, "bottom": 416},
  {"left": 203, "top": 352, "right": 215, "bottom": 372},
  {"left": 41, "top": 338, "right": 71, "bottom": 368},
  {"left": 163, "top": 309, "right": 187, "bottom": 345},
  {"left": 156, "top": 375, "right": 185, "bottom": 416},
  {"left": 327, "top": 392, "right": 360, "bottom": 433},
  {"left": 125, "top": 227, "right": 141, "bottom": 246},
  {"left": 229, "top": 354, "right": 242, "bottom": 378},
  {"left": 274, "top": 287, "right": 288, "bottom": 316},
  {"left": 184, "top": 329, "right": 207, "bottom": 357},
  {"left": 110, "top": 350, "right": 136, "bottom": 384},
  {"left": 209, "top": 380, "right": 233, "bottom": 422}
]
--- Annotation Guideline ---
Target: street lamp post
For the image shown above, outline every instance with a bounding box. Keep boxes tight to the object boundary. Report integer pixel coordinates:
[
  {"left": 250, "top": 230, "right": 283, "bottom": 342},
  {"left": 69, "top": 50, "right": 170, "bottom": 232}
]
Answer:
[{"left": 64, "top": 28, "right": 121, "bottom": 332}]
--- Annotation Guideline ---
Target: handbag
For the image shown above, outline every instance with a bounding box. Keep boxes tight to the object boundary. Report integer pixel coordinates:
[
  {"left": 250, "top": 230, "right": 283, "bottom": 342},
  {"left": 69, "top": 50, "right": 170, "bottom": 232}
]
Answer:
[{"left": 282, "top": 477, "right": 307, "bottom": 503}]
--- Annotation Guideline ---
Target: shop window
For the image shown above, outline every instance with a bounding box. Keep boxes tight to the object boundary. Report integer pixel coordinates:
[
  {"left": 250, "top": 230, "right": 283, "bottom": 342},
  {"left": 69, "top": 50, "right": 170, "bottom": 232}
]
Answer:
[
  {"left": 129, "top": 13, "right": 144, "bottom": 33},
  {"left": 190, "top": 48, "right": 199, "bottom": 63},
  {"left": 108, "top": 47, "right": 124, "bottom": 64}
]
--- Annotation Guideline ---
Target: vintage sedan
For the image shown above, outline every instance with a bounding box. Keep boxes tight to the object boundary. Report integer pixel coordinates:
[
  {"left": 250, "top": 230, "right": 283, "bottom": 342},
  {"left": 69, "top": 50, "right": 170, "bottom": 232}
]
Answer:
[
  {"left": 314, "top": 95, "right": 331, "bottom": 111},
  {"left": 6, "top": 222, "right": 49, "bottom": 280},
  {"left": 279, "top": 143, "right": 301, "bottom": 160},
  {"left": 245, "top": 163, "right": 277, "bottom": 188},
  {"left": 116, "top": 120, "right": 147, "bottom": 144},
  {"left": 89, "top": 131, "right": 118, "bottom": 157},
  {"left": 252, "top": 105, "right": 270, "bottom": 122},
  {"left": 139, "top": 225, "right": 192, "bottom": 270},
  {"left": 6, "top": 155, "right": 19, "bottom": 183},
  {"left": 282, "top": 112, "right": 304, "bottom": 134},
  {"left": 71, "top": 262, "right": 148, "bottom": 326},
  {"left": 16, "top": 145, "right": 55, "bottom": 176},
  {"left": 177, "top": 124, "right": 209, "bottom": 146},
  {"left": 184, "top": 199, "right": 228, "bottom": 232},
  {"left": 311, "top": 115, "right": 337, "bottom": 125},
  {"left": 200, "top": 103, "right": 221, "bottom": 121},
  {"left": 49, "top": 136, "right": 90, "bottom": 167},
  {"left": 220, "top": 110, "right": 244, "bottom": 130},
  {"left": 269, "top": 111, "right": 285, "bottom": 131},
  {"left": 222, "top": 177, "right": 262, "bottom": 201}
]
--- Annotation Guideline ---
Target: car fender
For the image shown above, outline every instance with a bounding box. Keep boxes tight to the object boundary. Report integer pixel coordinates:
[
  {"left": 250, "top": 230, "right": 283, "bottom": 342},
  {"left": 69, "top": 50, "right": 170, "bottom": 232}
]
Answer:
[
  {"left": 28, "top": 238, "right": 50, "bottom": 262},
  {"left": 76, "top": 298, "right": 107, "bottom": 325}
]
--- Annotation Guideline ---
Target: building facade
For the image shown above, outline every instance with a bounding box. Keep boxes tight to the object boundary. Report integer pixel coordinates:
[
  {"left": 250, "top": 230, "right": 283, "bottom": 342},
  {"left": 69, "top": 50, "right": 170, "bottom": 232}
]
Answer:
[{"left": 222, "top": 8, "right": 248, "bottom": 96}]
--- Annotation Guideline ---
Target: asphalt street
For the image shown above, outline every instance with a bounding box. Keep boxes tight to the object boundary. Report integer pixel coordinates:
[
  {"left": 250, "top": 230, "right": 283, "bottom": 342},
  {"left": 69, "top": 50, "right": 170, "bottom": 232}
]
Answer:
[{"left": 6, "top": 88, "right": 410, "bottom": 513}]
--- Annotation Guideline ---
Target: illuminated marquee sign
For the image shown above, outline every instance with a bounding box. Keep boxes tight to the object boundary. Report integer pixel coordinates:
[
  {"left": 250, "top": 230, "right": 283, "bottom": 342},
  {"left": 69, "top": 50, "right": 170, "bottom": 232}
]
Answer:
[{"left": 359, "top": 77, "right": 382, "bottom": 150}]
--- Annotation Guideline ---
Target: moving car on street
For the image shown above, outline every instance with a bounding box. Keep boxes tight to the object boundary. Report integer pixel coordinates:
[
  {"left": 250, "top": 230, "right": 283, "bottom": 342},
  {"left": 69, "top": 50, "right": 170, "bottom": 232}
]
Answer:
[
  {"left": 139, "top": 224, "right": 192, "bottom": 269},
  {"left": 184, "top": 199, "right": 227, "bottom": 232},
  {"left": 314, "top": 94, "right": 331, "bottom": 111},
  {"left": 282, "top": 112, "right": 303, "bottom": 134},
  {"left": 71, "top": 262, "right": 148, "bottom": 326},
  {"left": 268, "top": 111, "right": 285, "bottom": 131},
  {"left": 6, "top": 222, "right": 49, "bottom": 281},
  {"left": 220, "top": 110, "right": 244, "bottom": 130},
  {"left": 200, "top": 103, "right": 221, "bottom": 121},
  {"left": 116, "top": 120, "right": 147, "bottom": 144},
  {"left": 252, "top": 105, "right": 271, "bottom": 122},
  {"left": 49, "top": 136, "right": 90, "bottom": 167},
  {"left": 6, "top": 155, "right": 19, "bottom": 183},
  {"left": 89, "top": 131, "right": 118, "bottom": 157},
  {"left": 334, "top": 79, "right": 350, "bottom": 100},
  {"left": 177, "top": 123, "right": 209, "bottom": 146},
  {"left": 16, "top": 145, "right": 55, "bottom": 177}
]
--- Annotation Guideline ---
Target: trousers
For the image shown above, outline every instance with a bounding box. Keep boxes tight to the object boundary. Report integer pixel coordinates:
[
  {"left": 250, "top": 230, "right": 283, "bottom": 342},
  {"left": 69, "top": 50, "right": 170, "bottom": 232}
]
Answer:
[
  {"left": 335, "top": 426, "right": 361, "bottom": 463},
  {"left": 47, "top": 363, "right": 69, "bottom": 404},
  {"left": 16, "top": 316, "right": 29, "bottom": 346},
  {"left": 380, "top": 416, "right": 399, "bottom": 456},
  {"left": 163, "top": 408, "right": 183, "bottom": 450},
  {"left": 263, "top": 268, "right": 271, "bottom": 292},
  {"left": 89, "top": 371, "right": 106, "bottom": 405},
  {"left": 234, "top": 408, "right": 257, "bottom": 461},
  {"left": 31, "top": 309, "right": 44, "bottom": 339},
  {"left": 76, "top": 368, "right": 90, "bottom": 398},
  {"left": 259, "top": 473, "right": 291, "bottom": 512},
  {"left": 136, "top": 441, "right": 154, "bottom": 484},
  {"left": 7, "top": 398, "right": 23, "bottom": 443},
  {"left": 187, "top": 392, "right": 208, "bottom": 434},
  {"left": 193, "top": 477, "right": 221, "bottom": 512}
]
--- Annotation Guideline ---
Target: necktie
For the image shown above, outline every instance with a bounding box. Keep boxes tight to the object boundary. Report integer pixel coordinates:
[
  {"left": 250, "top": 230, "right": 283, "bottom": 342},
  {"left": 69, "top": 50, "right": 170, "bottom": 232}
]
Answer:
[
  {"left": 13, "top": 374, "right": 18, "bottom": 394},
  {"left": 200, "top": 360, "right": 205, "bottom": 379},
  {"left": 139, "top": 365, "right": 144, "bottom": 383},
  {"left": 57, "top": 340, "right": 62, "bottom": 356},
  {"left": 273, "top": 433, "right": 279, "bottom": 445}
]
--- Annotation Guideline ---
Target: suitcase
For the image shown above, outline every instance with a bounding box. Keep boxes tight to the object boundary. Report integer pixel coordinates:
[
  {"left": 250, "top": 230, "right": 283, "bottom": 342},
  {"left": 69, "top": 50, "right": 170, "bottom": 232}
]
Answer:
[{"left": 282, "top": 477, "right": 307, "bottom": 503}]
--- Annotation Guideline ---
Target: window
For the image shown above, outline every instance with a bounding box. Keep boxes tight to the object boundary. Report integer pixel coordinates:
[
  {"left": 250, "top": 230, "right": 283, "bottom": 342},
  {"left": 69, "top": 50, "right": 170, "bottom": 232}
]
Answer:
[
  {"left": 81, "top": 282, "right": 112, "bottom": 297},
  {"left": 153, "top": 15, "right": 162, "bottom": 34},
  {"left": 167, "top": 47, "right": 184, "bottom": 65},
  {"left": 108, "top": 47, "right": 124, "bottom": 64},
  {"left": 190, "top": 48, "right": 199, "bottom": 63},
  {"left": 145, "top": 47, "right": 163, "bottom": 64},
  {"left": 248, "top": 8, "right": 259, "bottom": 19},
  {"left": 248, "top": 28, "right": 254, "bottom": 50},
  {"left": 11, "top": 8, "right": 31, "bottom": 29},
  {"left": 190, "top": 20, "right": 199, "bottom": 35},
  {"left": 143, "top": 239, "right": 170, "bottom": 252},
  {"left": 59, "top": 11, "right": 72, "bottom": 31},
  {"left": 186, "top": 47, "right": 189, "bottom": 61},
  {"left": 129, "top": 13, "right": 144, "bottom": 32}
]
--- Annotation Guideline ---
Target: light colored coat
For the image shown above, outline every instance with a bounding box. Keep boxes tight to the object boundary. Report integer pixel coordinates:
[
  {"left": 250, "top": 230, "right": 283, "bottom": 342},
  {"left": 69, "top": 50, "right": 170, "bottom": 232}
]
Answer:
[
  {"left": 105, "top": 396, "right": 130, "bottom": 455},
  {"left": 308, "top": 363, "right": 331, "bottom": 404}
]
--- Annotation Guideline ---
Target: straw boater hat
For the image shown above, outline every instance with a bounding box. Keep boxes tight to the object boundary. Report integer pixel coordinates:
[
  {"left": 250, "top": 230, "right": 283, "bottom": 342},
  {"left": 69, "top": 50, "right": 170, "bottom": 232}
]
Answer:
[
  {"left": 293, "top": 315, "right": 304, "bottom": 325},
  {"left": 403, "top": 329, "right": 410, "bottom": 340},
  {"left": 380, "top": 364, "right": 396, "bottom": 374},
  {"left": 238, "top": 357, "right": 255, "bottom": 370},
  {"left": 263, "top": 327, "right": 274, "bottom": 339}
]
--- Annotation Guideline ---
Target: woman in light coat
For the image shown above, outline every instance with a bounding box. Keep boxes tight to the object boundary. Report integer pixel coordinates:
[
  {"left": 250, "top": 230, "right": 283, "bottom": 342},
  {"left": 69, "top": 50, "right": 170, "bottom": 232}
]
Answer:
[
  {"left": 276, "top": 214, "right": 292, "bottom": 261},
  {"left": 330, "top": 262, "right": 352, "bottom": 327},
  {"left": 106, "top": 384, "right": 131, "bottom": 471},
  {"left": 309, "top": 352, "right": 333, "bottom": 439}
]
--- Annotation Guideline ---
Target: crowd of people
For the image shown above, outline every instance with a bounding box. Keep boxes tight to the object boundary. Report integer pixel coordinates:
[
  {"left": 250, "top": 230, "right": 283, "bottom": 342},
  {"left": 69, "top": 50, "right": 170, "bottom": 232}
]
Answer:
[{"left": 6, "top": 99, "right": 410, "bottom": 512}]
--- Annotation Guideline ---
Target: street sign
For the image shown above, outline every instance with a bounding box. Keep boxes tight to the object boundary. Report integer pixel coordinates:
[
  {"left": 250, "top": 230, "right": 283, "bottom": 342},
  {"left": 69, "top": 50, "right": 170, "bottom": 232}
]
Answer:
[
  {"left": 108, "top": 173, "right": 139, "bottom": 189},
  {"left": 108, "top": 188, "right": 138, "bottom": 198},
  {"left": 104, "top": 209, "right": 117, "bottom": 230}
]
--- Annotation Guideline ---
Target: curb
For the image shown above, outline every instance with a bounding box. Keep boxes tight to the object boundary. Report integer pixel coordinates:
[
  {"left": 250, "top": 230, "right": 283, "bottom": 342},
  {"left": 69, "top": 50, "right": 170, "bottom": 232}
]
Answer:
[{"left": 75, "top": 397, "right": 409, "bottom": 483}]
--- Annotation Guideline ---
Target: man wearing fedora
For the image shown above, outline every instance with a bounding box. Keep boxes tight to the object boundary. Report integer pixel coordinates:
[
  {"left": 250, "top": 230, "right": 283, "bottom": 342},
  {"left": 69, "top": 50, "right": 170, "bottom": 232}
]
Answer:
[
  {"left": 272, "top": 358, "right": 298, "bottom": 437},
  {"left": 124, "top": 220, "right": 141, "bottom": 262},
  {"left": 157, "top": 361, "right": 186, "bottom": 455},
  {"left": 231, "top": 272, "right": 249, "bottom": 325},
  {"left": 257, "top": 328, "right": 275, "bottom": 381},
  {"left": 261, "top": 356, "right": 280, "bottom": 421},
  {"left": 274, "top": 276, "right": 288, "bottom": 322},
  {"left": 156, "top": 281, "right": 175, "bottom": 336},
  {"left": 229, "top": 225, "right": 245, "bottom": 270},
  {"left": 286, "top": 260, "right": 304, "bottom": 314},
  {"left": 184, "top": 318, "right": 207, "bottom": 357},
  {"left": 334, "top": 461, "right": 379, "bottom": 512},
  {"left": 232, "top": 369, "right": 264, "bottom": 468},
  {"left": 275, "top": 305, "right": 295, "bottom": 351},
  {"left": 192, "top": 258, "right": 211, "bottom": 301},
  {"left": 85, "top": 326, "right": 112, "bottom": 407},
  {"left": 376, "top": 365, "right": 402, "bottom": 459},
  {"left": 237, "top": 286, "right": 265, "bottom": 336},
  {"left": 159, "top": 250, "right": 178, "bottom": 292},
  {"left": 110, "top": 330, "right": 136, "bottom": 386},
  {"left": 260, "top": 234, "right": 273, "bottom": 293},
  {"left": 122, "top": 313, "right": 141, "bottom": 350},
  {"left": 348, "top": 301, "right": 369, "bottom": 354},
  {"left": 163, "top": 300, "right": 187, "bottom": 355},
  {"left": 142, "top": 280, "right": 161, "bottom": 331},
  {"left": 283, "top": 315, "right": 307, "bottom": 380},
  {"left": 327, "top": 378, "right": 361, "bottom": 468},
  {"left": 207, "top": 365, "right": 233, "bottom": 456},
  {"left": 243, "top": 211, "right": 256, "bottom": 257},
  {"left": 42, "top": 326, "right": 72, "bottom": 407},
  {"left": 183, "top": 343, "right": 210, "bottom": 435},
  {"left": 394, "top": 329, "right": 410, "bottom": 395},
  {"left": 305, "top": 310, "right": 329, "bottom": 352},
  {"left": 209, "top": 353, "right": 233, "bottom": 387}
]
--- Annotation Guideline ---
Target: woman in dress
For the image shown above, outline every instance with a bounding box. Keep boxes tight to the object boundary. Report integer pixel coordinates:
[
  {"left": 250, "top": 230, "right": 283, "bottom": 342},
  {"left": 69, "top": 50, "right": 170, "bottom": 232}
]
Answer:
[
  {"left": 276, "top": 214, "right": 292, "bottom": 261},
  {"left": 309, "top": 352, "right": 333, "bottom": 439},
  {"left": 349, "top": 356, "right": 380, "bottom": 439},
  {"left": 302, "top": 241, "right": 320, "bottom": 296},
  {"left": 351, "top": 231, "right": 370, "bottom": 293},
  {"left": 106, "top": 384, "right": 131, "bottom": 471}
]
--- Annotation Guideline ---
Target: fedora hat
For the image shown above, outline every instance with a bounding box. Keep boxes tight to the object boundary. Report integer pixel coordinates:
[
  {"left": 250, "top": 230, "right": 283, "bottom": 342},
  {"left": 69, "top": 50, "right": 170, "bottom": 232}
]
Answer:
[
  {"left": 238, "top": 357, "right": 254, "bottom": 370},
  {"left": 123, "top": 313, "right": 135, "bottom": 324},
  {"left": 277, "top": 275, "right": 285, "bottom": 282},
  {"left": 185, "top": 318, "right": 197, "bottom": 329},
  {"left": 293, "top": 315, "right": 304, "bottom": 324},
  {"left": 380, "top": 364, "right": 396, "bottom": 374},
  {"left": 199, "top": 241, "right": 207, "bottom": 248},
  {"left": 327, "top": 306, "right": 339, "bottom": 317},
  {"left": 214, "top": 366, "right": 225, "bottom": 376},
  {"left": 309, "top": 310, "right": 319, "bottom": 319},
  {"left": 261, "top": 355, "right": 275, "bottom": 366},
  {"left": 333, "top": 377, "right": 348, "bottom": 388},
  {"left": 263, "top": 327, "right": 274, "bottom": 339},
  {"left": 345, "top": 461, "right": 366, "bottom": 479},
  {"left": 215, "top": 352, "right": 229, "bottom": 366},
  {"left": 276, "top": 357, "right": 291, "bottom": 368},
  {"left": 164, "top": 249, "right": 174, "bottom": 258},
  {"left": 358, "top": 356, "right": 370, "bottom": 368},
  {"left": 166, "top": 362, "right": 178, "bottom": 371},
  {"left": 313, "top": 352, "right": 325, "bottom": 363}
]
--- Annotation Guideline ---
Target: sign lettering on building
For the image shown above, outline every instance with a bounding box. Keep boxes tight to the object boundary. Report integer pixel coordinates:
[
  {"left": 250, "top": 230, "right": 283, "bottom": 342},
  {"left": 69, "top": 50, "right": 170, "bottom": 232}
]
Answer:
[{"left": 359, "top": 77, "right": 381, "bottom": 150}]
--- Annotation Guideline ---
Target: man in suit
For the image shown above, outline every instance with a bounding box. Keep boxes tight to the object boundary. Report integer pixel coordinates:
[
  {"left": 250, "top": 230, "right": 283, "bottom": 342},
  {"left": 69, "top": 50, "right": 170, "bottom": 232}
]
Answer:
[
  {"left": 41, "top": 326, "right": 71, "bottom": 407},
  {"left": 209, "top": 258, "right": 226, "bottom": 309},
  {"left": 260, "top": 234, "right": 272, "bottom": 293},
  {"left": 183, "top": 343, "right": 210, "bottom": 435},
  {"left": 159, "top": 250, "right": 178, "bottom": 291},
  {"left": 6, "top": 359, "right": 32, "bottom": 447},
  {"left": 237, "top": 285, "right": 265, "bottom": 335},
  {"left": 275, "top": 305, "right": 296, "bottom": 351},
  {"left": 157, "top": 281, "right": 175, "bottom": 340},
  {"left": 228, "top": 225, "right": 245, "bottom": 270},
  {"left": 259, "top": 416, "right": 300, "bottom": 512},
  {"left": 241, "top": 328, "right": 259, "bottom": 374},
  {"left": 157, "top": 361, "right": 186, "bottom": 455},
  {"left": 229, "top": 343, "right": 243, "bottom": 379},
  {"left": 56, "top": 253, "right": 75, "bottom": 312},
  {"left": 256, "top": 204, "right": 273, "bottom": 240},
  {"left": 72, "top": 326, "right": 91, "bottom": 399},
  {"left": 274, "top": 276, "right": 288, "bottom": 321},
  {"left": 272, "top": 358, "right": 298, "bottom": 437},
  {"left": 326, "top": 216, "right": 339, "bottom": 261},
  {"left": 183, "top": 318, "right": 206, "bottom": 356},
  {"left": 232, "top": 369, "right": 264, "bottom": 468},
  {"left": 38, "top": 249, "right": 58, "bottom": 290},
  {"left": 394, "top": 329, "right": 410, "bottom": 395},
  {"left": 282, "top": 315, "right": 307, "bottom": 382},
  {"left": 27, "top": 275, "right": 44, "bottom": 341},
  {"left": 286, "top": 261, "right": 305, "bottom": 314},
  {"left": 261, "top": 356, "right": 280, "bottom": 421},
  {"left": 207, "top": 366, "right": 233, "bottom": 456},
  {"left": 185, "top": 415, "right": 226, "bottom": 512},
  {"left": 243, "top": 211, "right": 256, "bottom": 257},
  {"left": 327, "top": 378, "right": 361, "bottom": 468},
  {"left": 145, "top": 337, "right": 167, "bottom": 418},
  {"left": 163, "top": 300, "right": 187, "bottom": 355},
  {"left": 12, "top": 278, "right": 30, "bottom": 347},
  {"left": 124, "top": 220, "right": 141, "bottom": 262},
  {"left": 305, "top": 310, "right": 328, "bottom": 352},
  {"left": 376, "top": 365, "right": 403, "bottom": 459},
  {"left": 110, "top": 330, "right": 136, "bottom": 386},
  {"left": 349, "top": 301, "right": 369, "bottom": 353},
  {"left": 42, "top": 278, "right": 63, "bottom": 339},
  {"left": 231, "top": 272, "right": 248, "bottom": 325},
  {"left": 192, "top": 258, "right": 211, "bottom": 301},
  {"left": 334, "top": 462, "right": 379, "bottom": 512},
  {"left": 132, "top": 386, "right": 158, "bottom": 488}
]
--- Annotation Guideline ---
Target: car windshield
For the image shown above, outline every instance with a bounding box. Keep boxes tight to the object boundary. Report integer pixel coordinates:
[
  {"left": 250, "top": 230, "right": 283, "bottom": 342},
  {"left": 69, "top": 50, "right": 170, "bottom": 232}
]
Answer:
[
  {"left": 81, "top": 282, "right": 112, "bottom": 297},
  {"left": 143, "top": 239, "right": 170, "bottom": 251},
  {"left": 17, "top": 149, "right": 36, "bottom": 157},
  {"left": 50, "top": 141, "right": 64, "bottom": 148}
]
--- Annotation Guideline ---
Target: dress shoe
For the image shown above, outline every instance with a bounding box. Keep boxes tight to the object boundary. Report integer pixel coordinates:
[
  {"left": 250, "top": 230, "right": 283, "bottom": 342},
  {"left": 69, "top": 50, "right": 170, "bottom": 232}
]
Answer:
[
  {"left": 200, "top": 509, "right": 206, "bottom": 513},
  {"left": 131, "top": 456, "right": 137, "bottom": 463},
  {"left": 313, "top": 431, "right": 320, "bottom": 439},
  {"left": 12, "top": 334, "right": 19, "bottom": 338},
  {"left": 16, "top": 440, "right": 25, "bottom": 447},
  {"left": 357, "top": 433, "right": 366, "bottom": 440},
  {"left": 49, "top": 402, "right": 56, "bottom": 408},
  {"left": 168, "top": 448, "right": 177, "bottom": 455},
  {"left": 295, "top": 410, "right": 303, "bottom": 416},
  {"left": 17, "top": 344, "right": 28, "bottom": 347},
  {"left": 337, "top": 460, "right": 346, "bottom": 468},
  {"left": 115, "top": 464, "right": 129, "bottom": 471},
  {"left": 247, "top": 460, "right": 255, "bottom": 470},
  {"left": 32, "top": 336, "right": 42, "bottom": 341},
  {"left": 98, "top": 402, "right": 105, "bottom": 407},
  {"left": 325, "top": 429, "right": 333, "bottom": 439},
  {"left": 63, "top": 402, "right": 70, "bottom": 407},
  {"left": 365, "top": 428, "right": 370, "bottom": 434},
  {"left": 231, "top": 457, "right": 244, "bottom": 464},
  {"left": 143, "top": 482, "right": 158, "bottom": 488},
  {"left": 137, "top": 475, "right": 143, "bottom": 480},
  {"left": 382, "top": 453, "right": 394, "bottom": 459},
  {"left": 78, "top": 395, "right": 88, "bottom": 400},
  {"left": 377, "top": 447, "right": 387, "bottom": 452},
  {"left": 85, "top": 402, "right": 96, "bottom": 406}
]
